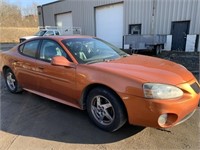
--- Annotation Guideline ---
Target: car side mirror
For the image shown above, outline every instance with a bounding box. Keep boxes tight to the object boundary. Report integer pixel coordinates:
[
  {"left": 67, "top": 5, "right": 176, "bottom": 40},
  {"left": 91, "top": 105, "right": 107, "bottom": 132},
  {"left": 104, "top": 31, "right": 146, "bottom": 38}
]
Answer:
[{"left": 51, "top": 56, "right": 74, "bottom": 67}]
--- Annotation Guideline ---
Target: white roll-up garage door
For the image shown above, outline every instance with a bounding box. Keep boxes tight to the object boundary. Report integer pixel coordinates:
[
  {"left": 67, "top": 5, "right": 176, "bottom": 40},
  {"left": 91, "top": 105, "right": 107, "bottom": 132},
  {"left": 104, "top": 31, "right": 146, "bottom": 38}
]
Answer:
[
  {"left": 56, "top": 12, "right": 73, "bottom": 35},
  {"left": 95, "top": 3, "right": 123, "bottom": 48}
]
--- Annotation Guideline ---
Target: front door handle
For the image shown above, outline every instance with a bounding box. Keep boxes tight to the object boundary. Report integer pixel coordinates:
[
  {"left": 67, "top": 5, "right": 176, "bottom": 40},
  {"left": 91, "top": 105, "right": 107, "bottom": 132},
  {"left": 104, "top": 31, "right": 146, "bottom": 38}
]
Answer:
[{"left": 12, "top": 60, "right": 19, "bottom": 65}]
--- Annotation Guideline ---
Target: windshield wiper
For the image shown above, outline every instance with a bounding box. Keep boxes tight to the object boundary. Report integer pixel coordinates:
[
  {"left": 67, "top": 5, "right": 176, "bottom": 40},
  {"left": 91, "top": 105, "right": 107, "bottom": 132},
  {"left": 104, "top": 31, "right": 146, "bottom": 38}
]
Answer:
[
  {"left": 120, "top": 54, "right": 129, "bottom": 57},
  {"left": 86, "top": 58, "right": 116, "bottom": 64},
  {"left": 86, "top": 55, "right": 128, "bottom": 64},
  {"left": 86, "top": 59, "right": 105, "bottom": 64}
]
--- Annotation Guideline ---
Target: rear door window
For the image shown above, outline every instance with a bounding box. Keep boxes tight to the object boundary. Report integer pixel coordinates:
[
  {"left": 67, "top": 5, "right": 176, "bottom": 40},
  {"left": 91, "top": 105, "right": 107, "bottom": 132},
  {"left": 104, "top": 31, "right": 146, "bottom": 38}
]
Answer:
[{"left": 19, "top": 40, "right": 40, "bottom": 58}]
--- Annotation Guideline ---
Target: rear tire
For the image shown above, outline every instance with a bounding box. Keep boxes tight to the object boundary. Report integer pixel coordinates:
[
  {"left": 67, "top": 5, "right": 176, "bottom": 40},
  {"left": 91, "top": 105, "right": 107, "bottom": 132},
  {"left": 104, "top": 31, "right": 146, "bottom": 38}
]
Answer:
[
  {"left": 86, "top": 87, "right": 127, "bottom": 132},
  {"left": 4, "top": 68, "right": 22, "bottom": 93}
]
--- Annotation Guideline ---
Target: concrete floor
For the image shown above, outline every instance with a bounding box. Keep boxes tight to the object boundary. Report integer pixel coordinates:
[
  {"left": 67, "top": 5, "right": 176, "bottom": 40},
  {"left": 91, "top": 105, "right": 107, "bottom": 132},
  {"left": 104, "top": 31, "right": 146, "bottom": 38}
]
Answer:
[
  {"left": 0, "top": 75, "right": 200, "bottom": 150},
  {"left": 0, "top": 44, "right": 200, "bottom": 149}
]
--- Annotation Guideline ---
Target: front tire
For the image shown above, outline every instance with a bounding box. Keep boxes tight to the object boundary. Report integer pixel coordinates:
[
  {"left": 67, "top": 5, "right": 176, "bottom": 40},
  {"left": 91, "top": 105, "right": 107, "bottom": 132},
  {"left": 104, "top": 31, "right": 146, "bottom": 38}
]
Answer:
[
  {"left": 86, "top": 87, "right": 127, "bottom": 132},
  {"left": 4, "top": 69, "right": 22, "bottom": 93}
]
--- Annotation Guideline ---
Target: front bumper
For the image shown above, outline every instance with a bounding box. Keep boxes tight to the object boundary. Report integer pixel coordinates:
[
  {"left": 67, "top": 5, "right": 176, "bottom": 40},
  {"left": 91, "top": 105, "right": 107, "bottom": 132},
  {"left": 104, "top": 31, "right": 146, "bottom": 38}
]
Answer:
[{"left": 121, "top": 80, "right": 200, "bottom": 128}]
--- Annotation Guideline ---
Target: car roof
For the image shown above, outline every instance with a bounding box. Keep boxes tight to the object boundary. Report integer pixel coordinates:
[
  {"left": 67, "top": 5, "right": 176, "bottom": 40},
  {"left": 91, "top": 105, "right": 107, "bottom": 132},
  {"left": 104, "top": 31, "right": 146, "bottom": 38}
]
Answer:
[{"left": 33, "top": 35, "right": 94, "bottom": 42}]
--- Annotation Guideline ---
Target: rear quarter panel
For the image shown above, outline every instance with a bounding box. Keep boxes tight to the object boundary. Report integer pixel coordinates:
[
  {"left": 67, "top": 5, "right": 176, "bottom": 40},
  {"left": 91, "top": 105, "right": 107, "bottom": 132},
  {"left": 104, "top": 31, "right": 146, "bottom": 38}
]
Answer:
[{"left": 0, "top": 50, "right": 15, "bottom": 73}]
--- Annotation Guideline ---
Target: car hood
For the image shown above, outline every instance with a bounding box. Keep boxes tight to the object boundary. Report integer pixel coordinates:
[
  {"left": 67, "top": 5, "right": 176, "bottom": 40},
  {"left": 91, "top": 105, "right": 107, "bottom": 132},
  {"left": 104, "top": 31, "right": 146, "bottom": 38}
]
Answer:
[{"left": 90, "top": 55, "right": 194, "bottom": 85}]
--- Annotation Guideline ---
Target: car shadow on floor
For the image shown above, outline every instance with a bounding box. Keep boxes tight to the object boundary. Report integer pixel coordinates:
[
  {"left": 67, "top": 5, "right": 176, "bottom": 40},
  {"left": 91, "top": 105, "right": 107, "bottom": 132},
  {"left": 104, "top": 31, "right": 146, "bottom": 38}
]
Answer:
[{"left": 1, "top": 90, "right": 145, "bottom": 144}]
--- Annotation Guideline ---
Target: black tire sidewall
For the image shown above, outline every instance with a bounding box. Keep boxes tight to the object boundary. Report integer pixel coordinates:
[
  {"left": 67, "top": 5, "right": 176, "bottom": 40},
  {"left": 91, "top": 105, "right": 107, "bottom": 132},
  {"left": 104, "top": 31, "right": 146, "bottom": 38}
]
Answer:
[{"left": 87, "top": 87, "right": 126, "bottom": 132}]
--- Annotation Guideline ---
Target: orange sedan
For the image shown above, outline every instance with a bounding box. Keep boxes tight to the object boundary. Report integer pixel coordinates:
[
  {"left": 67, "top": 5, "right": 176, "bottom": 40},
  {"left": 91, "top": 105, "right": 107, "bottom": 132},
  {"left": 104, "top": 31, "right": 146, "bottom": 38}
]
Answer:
[{"left": 0, "top": 36, "right": 199, "bottom": 132}]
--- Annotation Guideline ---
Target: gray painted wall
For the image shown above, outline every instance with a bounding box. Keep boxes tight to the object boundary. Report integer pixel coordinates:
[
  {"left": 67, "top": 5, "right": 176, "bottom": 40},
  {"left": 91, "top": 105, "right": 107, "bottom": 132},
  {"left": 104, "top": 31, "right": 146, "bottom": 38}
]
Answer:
[
  {"left": 38, "top": 0, "right": 123, "bottom": 35},
  {"left": 38, "top": 0, "right": 200, "bottom": 35},
  {"left": 37, "top": 0, "right": 200, "bottom": 50}
]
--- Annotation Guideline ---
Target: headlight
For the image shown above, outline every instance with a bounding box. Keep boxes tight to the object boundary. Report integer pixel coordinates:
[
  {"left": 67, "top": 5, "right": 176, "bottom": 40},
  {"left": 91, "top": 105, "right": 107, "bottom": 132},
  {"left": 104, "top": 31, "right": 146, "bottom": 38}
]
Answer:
[{"left": 143, "top": 83, "right": 183, "bottom": 99}]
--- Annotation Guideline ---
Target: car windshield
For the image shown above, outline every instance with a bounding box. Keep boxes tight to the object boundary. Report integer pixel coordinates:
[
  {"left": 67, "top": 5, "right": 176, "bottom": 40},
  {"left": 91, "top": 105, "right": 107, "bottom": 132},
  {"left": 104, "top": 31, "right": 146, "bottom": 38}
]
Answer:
[
  {"left": 34, "top": 30, "right": 47, "bottom": 36},
  {"left": 62, "top": 38, "right": 128, "bottom": 64}
]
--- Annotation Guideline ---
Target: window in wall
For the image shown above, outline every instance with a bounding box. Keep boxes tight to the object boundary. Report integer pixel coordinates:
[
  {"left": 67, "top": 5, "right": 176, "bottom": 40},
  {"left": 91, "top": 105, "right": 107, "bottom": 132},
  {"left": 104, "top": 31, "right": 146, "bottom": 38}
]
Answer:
[{"left": 129, "top": 24, "right": 141, "bottom": 35}]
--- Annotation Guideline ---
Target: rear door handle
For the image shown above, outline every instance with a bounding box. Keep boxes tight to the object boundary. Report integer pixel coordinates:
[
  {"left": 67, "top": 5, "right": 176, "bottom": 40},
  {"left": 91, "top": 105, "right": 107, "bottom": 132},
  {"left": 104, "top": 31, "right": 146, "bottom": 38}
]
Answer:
[{"left": 38, "top": 66, "right": 44, "bottom": 70}]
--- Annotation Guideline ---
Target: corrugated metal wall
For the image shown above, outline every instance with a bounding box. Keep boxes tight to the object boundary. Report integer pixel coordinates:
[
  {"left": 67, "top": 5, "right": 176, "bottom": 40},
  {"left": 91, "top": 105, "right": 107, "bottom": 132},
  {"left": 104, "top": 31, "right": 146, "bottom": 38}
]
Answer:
[
  {"left": 124, "top": 0, "right": 153, "bottom": 34},
  {"left": 39, "top": 0, "right": 123, "bottom": 35},
  {"left": 38, "top": 0, "right": 200, "bottom": 35},
  {"left": 154, "top": 0, "right": 200, "bottom": 34}
]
